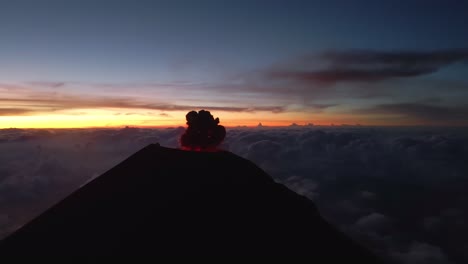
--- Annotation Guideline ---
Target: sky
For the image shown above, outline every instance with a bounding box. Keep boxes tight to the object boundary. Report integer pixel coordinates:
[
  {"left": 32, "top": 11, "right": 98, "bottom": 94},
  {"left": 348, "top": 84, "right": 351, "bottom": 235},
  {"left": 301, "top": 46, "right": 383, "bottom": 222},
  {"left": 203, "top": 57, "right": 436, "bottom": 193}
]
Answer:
[{"left": 1, "top": 0, "right": 468, "bottom": 128}]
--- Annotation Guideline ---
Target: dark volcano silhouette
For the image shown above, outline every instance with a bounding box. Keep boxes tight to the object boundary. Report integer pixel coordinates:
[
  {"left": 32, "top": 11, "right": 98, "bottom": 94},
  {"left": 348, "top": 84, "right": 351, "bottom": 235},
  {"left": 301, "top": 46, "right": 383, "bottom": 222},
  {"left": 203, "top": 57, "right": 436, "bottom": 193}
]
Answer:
[{"left": 0, "top": 144, "right": 380, "bottom": 259}]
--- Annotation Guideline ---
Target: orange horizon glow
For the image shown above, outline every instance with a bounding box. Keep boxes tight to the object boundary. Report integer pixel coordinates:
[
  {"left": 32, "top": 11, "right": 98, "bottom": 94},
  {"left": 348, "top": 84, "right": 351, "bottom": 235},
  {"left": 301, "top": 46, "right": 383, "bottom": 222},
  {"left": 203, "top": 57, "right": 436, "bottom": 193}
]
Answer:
[
  {"left": 0, "top": 107, "right": 371, "bottom": 129},
  {"left": 1, "top": 107, "right": 462, "bottom": 129},
  {"left": 3, "top": 82, "right": 467, "bottom": 128},
  {"left": 0, "top": 116, "right": 322, "bottom": 129}
]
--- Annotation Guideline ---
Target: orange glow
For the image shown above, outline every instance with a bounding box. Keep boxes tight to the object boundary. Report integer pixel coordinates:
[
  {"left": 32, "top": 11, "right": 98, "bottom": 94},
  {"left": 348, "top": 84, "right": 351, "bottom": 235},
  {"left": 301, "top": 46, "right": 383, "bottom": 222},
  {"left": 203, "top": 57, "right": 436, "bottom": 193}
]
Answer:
[
  {"left": 0, "top": 107, "right": 414, "bottom": 129},
  {"left": 0, "top": 108, "right": 323, "bottom": 128}
]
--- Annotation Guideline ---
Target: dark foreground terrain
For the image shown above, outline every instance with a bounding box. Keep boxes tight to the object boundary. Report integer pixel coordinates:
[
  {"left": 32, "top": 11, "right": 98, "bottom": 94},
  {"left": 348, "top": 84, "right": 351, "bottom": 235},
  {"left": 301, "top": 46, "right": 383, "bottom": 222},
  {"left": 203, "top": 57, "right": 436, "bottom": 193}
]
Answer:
[{"left": 0, "top": 144, "right": 379, "bottom": 260}]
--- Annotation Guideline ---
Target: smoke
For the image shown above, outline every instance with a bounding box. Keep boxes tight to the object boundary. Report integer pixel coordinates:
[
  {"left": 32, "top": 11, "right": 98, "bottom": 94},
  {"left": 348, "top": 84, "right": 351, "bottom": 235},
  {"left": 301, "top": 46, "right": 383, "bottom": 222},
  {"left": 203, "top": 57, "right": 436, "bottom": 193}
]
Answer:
[{"left": 180, "top": 110, "right": 226, "bottom": 150}]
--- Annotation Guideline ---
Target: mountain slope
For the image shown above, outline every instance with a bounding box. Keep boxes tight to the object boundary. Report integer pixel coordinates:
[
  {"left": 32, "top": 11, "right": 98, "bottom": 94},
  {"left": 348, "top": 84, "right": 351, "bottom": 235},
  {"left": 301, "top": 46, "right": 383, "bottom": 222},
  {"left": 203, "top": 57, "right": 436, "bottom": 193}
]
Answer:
[{"left": 0, "top": 144, "right": 380, "bottom": 259}]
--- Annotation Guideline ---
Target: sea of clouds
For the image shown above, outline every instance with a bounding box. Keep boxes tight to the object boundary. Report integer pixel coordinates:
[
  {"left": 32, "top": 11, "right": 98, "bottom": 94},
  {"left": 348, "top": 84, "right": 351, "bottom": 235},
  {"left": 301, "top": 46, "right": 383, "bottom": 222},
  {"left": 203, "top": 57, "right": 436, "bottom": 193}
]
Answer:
[{"left": 0, "top": 126, "right": 467, "bottom": 263}]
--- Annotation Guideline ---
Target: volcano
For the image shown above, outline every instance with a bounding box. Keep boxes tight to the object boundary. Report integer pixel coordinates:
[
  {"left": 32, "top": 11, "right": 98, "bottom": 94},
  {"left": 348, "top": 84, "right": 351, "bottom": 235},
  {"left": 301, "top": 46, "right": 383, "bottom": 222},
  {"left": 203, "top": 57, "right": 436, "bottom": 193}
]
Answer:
[{"left": 0, "top": 144, "right": 380, "bottom": 259}]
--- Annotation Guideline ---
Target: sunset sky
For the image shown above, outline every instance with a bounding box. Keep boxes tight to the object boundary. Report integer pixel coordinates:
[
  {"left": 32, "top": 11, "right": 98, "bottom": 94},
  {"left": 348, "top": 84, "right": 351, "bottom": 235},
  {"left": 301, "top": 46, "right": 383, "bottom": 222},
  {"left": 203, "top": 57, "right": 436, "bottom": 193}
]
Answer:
[{"left": 1, "top": 0, "right": 468, "bottom": 128}]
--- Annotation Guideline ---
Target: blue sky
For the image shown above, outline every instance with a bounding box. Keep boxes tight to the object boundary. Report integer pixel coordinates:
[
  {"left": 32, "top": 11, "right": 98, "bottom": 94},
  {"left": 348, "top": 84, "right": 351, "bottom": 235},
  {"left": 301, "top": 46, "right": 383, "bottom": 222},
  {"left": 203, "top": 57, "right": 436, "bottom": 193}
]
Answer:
[{"left": 1, "top": 0, "right": 468, "bottom": 127}]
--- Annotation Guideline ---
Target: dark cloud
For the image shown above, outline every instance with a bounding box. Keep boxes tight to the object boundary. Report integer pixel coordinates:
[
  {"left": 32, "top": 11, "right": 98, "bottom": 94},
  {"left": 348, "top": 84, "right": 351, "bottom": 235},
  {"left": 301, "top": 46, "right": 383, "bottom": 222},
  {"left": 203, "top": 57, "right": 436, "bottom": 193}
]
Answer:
[
  {"left": 308, "top": 103, "right": 339, "bottom": 109},
  {"left": 0, "top": 108, "right": 32, "bottom": 116},
  {"left": 355, "top": 103, "right": 468, "bottom": 123},
  {"left": 268, "top": 67, "right": 436, "bottom": 83},
  {"left": 146, "top": 104, "right": 285, "bottom": 113},
  {"left": 321, "top": 49, "right": 468, "bottom": 66},
  {"left": 267, "top": 49, "right": 468, "bottom": 84},
  {"left": 26, "top": 81, "right": 66, "bottom": 88}
]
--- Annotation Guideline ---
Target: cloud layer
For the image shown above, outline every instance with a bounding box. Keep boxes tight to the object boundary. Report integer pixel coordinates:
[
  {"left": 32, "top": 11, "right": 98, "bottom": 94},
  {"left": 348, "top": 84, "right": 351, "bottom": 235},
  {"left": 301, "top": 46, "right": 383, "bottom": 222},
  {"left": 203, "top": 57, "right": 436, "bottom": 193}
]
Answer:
[{"left": 1, "top": 126, "right": 467, "bottom": 263}]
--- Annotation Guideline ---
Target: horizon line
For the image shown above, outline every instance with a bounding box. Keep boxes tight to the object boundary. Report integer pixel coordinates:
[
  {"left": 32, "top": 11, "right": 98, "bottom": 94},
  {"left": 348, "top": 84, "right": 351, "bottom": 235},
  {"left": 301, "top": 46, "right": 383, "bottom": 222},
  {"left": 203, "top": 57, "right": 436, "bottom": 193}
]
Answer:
[{"left": 2, "top": 124, "right": 468, "bottom": 130}]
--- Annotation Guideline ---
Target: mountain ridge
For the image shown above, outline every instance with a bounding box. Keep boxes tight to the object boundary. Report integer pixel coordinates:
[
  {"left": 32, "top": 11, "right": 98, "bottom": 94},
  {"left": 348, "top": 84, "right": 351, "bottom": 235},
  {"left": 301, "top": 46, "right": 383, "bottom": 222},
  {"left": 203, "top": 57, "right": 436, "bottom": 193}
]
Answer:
[{"left": 0, "top": 144, "right": 380, "bottom": 260}]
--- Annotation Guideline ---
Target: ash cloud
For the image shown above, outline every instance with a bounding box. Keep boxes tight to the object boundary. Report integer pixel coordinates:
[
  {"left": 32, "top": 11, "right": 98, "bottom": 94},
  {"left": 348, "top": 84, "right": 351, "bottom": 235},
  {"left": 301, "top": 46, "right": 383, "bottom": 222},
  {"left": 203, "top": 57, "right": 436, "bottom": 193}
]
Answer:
[{"left": 180, "top": 110, "right": 226, "bottom": 150}]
